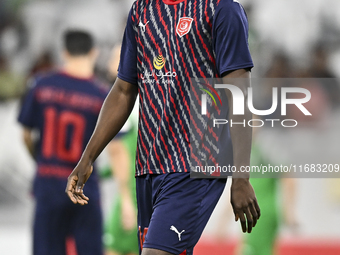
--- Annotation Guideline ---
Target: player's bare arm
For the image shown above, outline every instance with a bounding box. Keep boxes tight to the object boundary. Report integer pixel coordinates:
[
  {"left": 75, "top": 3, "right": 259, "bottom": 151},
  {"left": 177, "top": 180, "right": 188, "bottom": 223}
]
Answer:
[
  {"left": 66, "top": 78, "right": 138, "bottom": 205},
  {"left": 223, "top": 69, "right": 261, "bottom": 233}
]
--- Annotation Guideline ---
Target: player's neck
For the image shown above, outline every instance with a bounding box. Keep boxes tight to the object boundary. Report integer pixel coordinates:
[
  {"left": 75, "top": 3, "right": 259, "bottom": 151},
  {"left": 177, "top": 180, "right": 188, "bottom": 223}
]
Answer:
[{"left": 63, "top": 58, "right": 94, "bottom": 79}]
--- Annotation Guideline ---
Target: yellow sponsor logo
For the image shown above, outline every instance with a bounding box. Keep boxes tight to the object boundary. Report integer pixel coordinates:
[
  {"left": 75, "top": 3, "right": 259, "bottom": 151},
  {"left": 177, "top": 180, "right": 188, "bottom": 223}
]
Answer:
[{"left": 153, "top": 55, "right": 166, "bottom": 70}]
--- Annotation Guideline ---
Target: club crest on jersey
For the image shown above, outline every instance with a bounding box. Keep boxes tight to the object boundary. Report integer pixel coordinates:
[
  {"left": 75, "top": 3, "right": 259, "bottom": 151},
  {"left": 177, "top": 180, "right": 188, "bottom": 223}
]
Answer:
[{"left": 176, "top": 17, "right": 193, "bottom": 37}]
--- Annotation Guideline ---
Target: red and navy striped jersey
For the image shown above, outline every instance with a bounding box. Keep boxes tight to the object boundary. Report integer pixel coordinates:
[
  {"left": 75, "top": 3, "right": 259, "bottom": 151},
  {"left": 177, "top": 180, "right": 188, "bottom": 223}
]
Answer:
[
  {"left": 118, "top": 0, "right": 253, "bottom": 176},
  {"left": 18, "top": 71, "right": 108, "bottom": 199}
]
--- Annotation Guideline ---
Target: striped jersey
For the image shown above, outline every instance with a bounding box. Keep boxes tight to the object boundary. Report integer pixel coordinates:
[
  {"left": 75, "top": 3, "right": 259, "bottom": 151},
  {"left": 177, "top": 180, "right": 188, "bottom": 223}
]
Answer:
[{"left": 118, "top": 0, "right": 253, "bottom": 176}]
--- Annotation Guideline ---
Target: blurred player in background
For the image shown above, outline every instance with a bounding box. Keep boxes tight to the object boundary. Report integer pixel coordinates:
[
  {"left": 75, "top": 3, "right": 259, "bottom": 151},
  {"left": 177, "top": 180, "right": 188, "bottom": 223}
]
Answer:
[
  {"left": 103, "top": 44, "right": 139, "bottom": 255},
  {"left": 18, "top": 30, "right": 108, "bottom": 255},
  {"left": 241, "top": 127, "right": 297, "bottom": 255},
  {"left": 104, "top": 118, "right": 139, "bottom": 255},
  {"left": 66, "top": 1, "right": 261, "bottom": 255}
]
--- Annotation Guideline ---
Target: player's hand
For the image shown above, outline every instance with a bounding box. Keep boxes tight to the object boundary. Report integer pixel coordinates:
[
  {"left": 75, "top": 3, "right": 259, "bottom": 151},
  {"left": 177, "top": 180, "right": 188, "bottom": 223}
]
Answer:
[
  {"left": 65, "top": 162, "right": 93, "bottom": 205},
  {"left": 230, "top": 178, "right": 260, "bottom": 233}
]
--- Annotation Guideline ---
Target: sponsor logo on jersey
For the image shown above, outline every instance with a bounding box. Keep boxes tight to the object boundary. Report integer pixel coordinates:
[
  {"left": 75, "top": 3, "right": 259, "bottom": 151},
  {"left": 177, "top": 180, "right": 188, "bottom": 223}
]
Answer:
[
  {"left": 153, "top": 55, "right": 166, "bottom": 70},
  {"left": 141, "top": 54, "right": 177, "bottom": 85},
  {"left": 176, "top": 17, "right": 193, "bottom": 37}
]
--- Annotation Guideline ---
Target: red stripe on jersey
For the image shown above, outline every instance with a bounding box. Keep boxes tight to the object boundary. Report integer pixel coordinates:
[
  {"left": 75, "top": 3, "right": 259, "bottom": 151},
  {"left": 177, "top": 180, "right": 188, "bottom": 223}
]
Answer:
[
  {"left": 186, "top": 28, "right": 220, "bottom": 143},
  {"left": 166, "top": 88, "right": 187, "bottom": 171},
  {"left": 208, "top": 125, "right": 219, "bottom": 142},
  {"left": 202, "top": 143, "right": 218, "bottom": 167},
  {"left": 191, "top": 149, "right": 201, "bottom": 168},
  {"left": 159, "top": 125, "right": 176, "bottom": 172},
  {"left": 135, "top": 76, "right": 155, "bottom": 173},
  {"left": 204, "top": 0, "right": 212, "bottom": 29},
  {"left": 173, "top": 5, "right": 192, "bottom": 82},
  {"left": 140, "top": 5, "right": 169, "bottom": 173},
  {"left": 138, "top": 94, "right": 163, "bottom": 173},
  {"left": 155, "top": 4, "right": 189, "bottom": 170},
  {"left": 143, "top": 2, "right": 183, "bottom": 173},
  {"left": 157, "top": 4, "right": 191, "bottom": 144},
  {"left": 174, "top": 5, "right": 203, "bottom": 156},
  {"left": 189, "top": 114, "right": 203, "bottom": 139},
  {"left": 162, "top": 0, "right": 186, "bottom": 5},
  {"left": 136, "top": 92, "right": 144, "bottom": 171},
  {"left": 193, "top": 0, "right": 214, "bottom": 63},
  {"left": 135, "top": 0, "right": 141, "bottom": 24},
  {"left": 137, "top": 127, "right": 149, "bottom": 173}
]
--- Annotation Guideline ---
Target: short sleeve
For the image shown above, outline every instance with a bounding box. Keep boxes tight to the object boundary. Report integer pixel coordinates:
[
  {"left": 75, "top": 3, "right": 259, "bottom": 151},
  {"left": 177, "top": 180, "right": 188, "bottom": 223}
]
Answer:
[
  {"left": 212, "top": 0, "right": 254, "bottom": 76},
  {"left": 18, "top": 81, "right": 39, "bottom": 128},
  {"left": 117, "top": 5, "right": 138, "bottom": 85}
]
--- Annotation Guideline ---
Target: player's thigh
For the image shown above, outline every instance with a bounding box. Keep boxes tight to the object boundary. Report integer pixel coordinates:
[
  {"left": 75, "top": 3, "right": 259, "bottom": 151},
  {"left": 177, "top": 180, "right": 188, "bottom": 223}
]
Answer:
[
  {"left": 143, "top": 174, "right": 226, "bottom": 255},
  {"left": 73, "top": 200, "right": 103, "bottom": 255},
  {"left": 33, "top": 201, "right": 69, "bottom": 255}
]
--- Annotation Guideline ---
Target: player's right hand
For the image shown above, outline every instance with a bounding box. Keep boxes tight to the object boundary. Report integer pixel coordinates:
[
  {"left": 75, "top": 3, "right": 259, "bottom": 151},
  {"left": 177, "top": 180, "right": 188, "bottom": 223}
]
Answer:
[{"left": 66, "top": 162, "right": 93, "bottom": 205}]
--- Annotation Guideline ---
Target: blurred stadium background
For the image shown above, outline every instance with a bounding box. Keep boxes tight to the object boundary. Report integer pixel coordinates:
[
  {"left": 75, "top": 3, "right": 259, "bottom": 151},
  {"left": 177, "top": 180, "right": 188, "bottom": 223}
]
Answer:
[{"left": 0, "top": 0, "right": 340, "bottom": 254}]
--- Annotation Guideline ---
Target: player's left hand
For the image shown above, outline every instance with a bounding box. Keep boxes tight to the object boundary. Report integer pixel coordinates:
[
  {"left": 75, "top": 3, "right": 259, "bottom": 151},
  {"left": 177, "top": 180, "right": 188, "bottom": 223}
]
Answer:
[
  {"left": 230, "top": 178, "right": 260, "bottom": 233},
  {"left": 65, "top": 162, "right": 93, "bottom": 205}
]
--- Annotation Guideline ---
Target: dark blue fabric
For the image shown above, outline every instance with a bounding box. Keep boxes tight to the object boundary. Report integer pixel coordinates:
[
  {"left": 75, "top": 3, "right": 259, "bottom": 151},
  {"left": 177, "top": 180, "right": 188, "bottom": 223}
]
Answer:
[
  {"left": 136, "top": 173, "right": 227, "bottom": 254},
  {"left": 117, "top": 6, "right": 138, "bottom": 86},
  {"left": 213, "top": 0, "right": 254, "bottom": 76}
]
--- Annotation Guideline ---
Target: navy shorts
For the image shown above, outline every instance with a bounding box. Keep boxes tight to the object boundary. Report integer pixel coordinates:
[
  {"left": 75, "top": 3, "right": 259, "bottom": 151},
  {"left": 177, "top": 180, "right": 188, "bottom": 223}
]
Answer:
[
  {"left": 33, "top": 179, "right": 103, "bottom": 255},
  {"left": 136, "top": 172, "right": 227, "bottom": 255}
]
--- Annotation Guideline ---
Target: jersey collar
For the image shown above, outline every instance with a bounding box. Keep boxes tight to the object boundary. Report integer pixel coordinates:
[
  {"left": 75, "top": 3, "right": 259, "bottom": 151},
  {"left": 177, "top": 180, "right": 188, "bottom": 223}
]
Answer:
[{"left": 162, "top": 0, "right": 186, "bottom": 5}]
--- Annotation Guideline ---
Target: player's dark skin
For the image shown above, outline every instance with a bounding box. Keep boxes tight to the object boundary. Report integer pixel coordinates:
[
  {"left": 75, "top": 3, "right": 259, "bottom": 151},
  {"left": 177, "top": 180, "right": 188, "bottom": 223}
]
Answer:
[{"left": 66, "top": 69, "right": 260, "bottom": 255}]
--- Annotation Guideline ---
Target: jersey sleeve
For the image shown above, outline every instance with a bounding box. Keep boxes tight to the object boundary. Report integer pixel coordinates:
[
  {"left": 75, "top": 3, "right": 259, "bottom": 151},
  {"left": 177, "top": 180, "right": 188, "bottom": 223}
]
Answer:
[
  {"left": 212, "top": 0, "right": 254, "bottom": 76},
  {"left": 117, "top": 4, "right": 138, "bottom": 86},
  {"left": 18, "top": 80, "right": 39, "bottom": 128}
]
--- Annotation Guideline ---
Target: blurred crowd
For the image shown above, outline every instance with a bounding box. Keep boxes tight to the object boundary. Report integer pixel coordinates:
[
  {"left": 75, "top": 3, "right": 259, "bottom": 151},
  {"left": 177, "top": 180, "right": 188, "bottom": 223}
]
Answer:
[
  {"left": 1, "top": 0, "right": 340, "bottom": 129},
  {"left": 1, "top": 0, "right": 340, "bottom": 100},
  {"left": 0, "top": 0, "right": 134, "bottom": 100}
]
